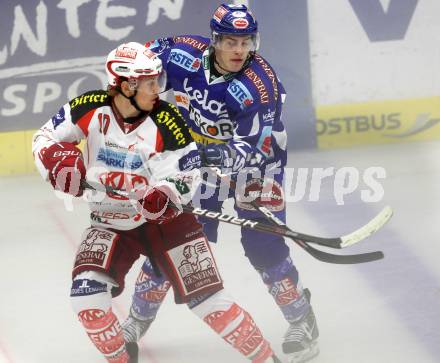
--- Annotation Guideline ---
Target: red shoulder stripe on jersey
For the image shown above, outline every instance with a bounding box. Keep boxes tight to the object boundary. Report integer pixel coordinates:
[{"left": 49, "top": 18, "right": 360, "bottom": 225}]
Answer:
[
  {"left": 76, "top": 109, "right": 95, "bottom": 136},
  {"left": 155, "top": 128, "right": 164, "bottom": 152}
]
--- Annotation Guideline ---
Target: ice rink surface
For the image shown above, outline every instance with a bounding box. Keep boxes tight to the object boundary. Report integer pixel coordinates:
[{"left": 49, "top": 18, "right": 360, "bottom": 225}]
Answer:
[{"left": 1, "top": 141, "right": 439, "bottom": 363}]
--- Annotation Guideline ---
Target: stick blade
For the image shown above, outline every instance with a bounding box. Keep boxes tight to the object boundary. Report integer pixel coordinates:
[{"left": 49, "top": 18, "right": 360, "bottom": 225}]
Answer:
[
  {"left": 308, "top": 248, "right": 385, "bottom": 264},
  {"left": 340, "top": 206, "right": 393, "bottom": 248}
]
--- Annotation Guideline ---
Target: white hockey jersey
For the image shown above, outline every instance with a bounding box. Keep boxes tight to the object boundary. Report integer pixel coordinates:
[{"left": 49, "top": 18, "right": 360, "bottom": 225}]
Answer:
[{"left": 32, "top": 90, "right": 201, "bottom": 230}]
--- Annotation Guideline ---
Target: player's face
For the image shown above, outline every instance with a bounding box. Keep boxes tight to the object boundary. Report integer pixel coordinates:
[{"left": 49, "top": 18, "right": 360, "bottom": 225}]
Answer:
[
  {"left": 134, "top": 76, "right": 162, "bottom": 110},
  {"left": 214, "top": 35, "right": 252, "bottom": 73}
]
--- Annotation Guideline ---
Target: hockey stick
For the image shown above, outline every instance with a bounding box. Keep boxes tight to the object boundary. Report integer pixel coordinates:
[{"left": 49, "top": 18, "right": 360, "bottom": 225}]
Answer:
[
  {"left": 210, "top": 171, "right": 393, "bottom": 249},
  {"left": 80, "top": 180, "right": 384, "bottom": 264},
  {"left": 243, "top": 199, "right": 392, "bottom": 249},
  {"left": 227, "top": 177, "right": 393, "bottom": 248}
]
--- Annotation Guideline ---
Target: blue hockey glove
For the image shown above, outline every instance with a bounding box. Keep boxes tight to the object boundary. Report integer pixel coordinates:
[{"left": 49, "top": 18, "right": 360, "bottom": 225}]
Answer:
[{"left": 199, "top": 143, "right": 235, "bottom": 169}]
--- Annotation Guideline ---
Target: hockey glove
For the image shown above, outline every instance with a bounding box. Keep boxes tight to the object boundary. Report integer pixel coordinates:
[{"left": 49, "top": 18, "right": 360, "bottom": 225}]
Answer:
[
  {"left": 137, "top": 184, "right": 182, "bottom": 224},
  {"left": 199, "top": 143, "right": 235, "bottom": 169},
  {"left": 39, "top": 142, "right": 86, "bottom": 197}
]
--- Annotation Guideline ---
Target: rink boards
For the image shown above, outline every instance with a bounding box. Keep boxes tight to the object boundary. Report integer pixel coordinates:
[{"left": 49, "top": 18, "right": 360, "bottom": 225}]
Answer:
[
  {"left": 0, "top": 129, "right": 37, "bottom": 175},
  {"left": 316, "top": 96, "right": 440, "bottom": 149}
]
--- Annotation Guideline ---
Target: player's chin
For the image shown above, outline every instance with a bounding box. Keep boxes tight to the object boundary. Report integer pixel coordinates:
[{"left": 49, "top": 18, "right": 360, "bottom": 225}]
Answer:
[
  {"left": 227, "top": 61, "right": 245, "bottom": 72},
  {"left": 141, "top": 97, "right": 158, "bottom": 111}
]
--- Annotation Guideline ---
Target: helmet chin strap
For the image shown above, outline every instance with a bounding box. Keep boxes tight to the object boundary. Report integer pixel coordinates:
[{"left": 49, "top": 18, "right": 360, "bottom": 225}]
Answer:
[
  {"left": 117, "top": 88, "right": 144, "bottom": 112},
  {"left": 128, "top": 92, "right": 144, "bottom": 112}
]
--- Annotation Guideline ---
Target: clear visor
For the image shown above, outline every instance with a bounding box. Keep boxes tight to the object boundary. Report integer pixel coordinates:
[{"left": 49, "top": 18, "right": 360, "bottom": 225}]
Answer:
[
  {"left": 211, "top": 33, "right": 260, "bottom": 52},
  {"left": 128, "top": 71, "right": 167, "bottom": 94}
]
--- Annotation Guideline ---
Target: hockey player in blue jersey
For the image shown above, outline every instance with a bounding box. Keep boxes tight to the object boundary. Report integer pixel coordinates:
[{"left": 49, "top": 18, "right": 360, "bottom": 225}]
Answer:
[{"left": 123, "top": 4, "right": 319, "bottom": 363}]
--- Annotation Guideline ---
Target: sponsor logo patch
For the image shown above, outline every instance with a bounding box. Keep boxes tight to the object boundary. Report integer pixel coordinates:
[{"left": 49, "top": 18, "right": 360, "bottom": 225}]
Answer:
[
  {"left": 96, "top": 148, "right": 143, "bottom": 170},
  {"left": 188, "top": 104, "right": 234, "bottom": 140},
  {"left": 222, "top": 308, "right": 266, "bottom": 356},
  {"left": 98, "top": 171, "right": 148, "bottom": 200},
  {"left": 178, "top": 149, "right": 201, "bottom": 170},
  {"left": 227, "top": 79, "right": 254, "bottom": 109},
  {"left": 236, "top": 178, "right": 285, "bottom": 212},
  {"left": 271, "top": 277, "right": 300, "bottom": 306},
  {"left": 142, "top": 285, "right": 170, "bottom": 303},
  {"left": 70, "top": 279, "right": 107, "bottom": 297},
  {"left": 77, "top": 309, "right": 106, "bottom": 324},
  {"left": 51, "top": 107, "right": 66, "bottom": 129},
  {"left": 175, "top": 93, "right": 190, "bottom": 108},
  {"left": 173, "top": 36, "right": 208, "bottom": 52},
  {"left": 243, "top": 69, "right": 269, "bottom": 104},
  {"left": 167, "top": 237, "right": 222, "bottom": 297},
  {"left": 256, "top": 125, "right": 273, "bottom": 156},
  {"left": 232, "top": 18, "right": 249, "bottom": 29},
  {"left": 213, "top": 6, "right": 228, "bottom": 23},
  {"left": 166, "top": 177, "right": 190, "bottom": 195},
  {"left": 155, "top": 109, "right": 188, "bottom": 145},
  {"left": 74, "top": 228, "right": 118, "bottom": 273},
  {"left": 115, "top": 46, "right": 137, "bottom": 59},
  {"left": 168, "top": 49, "right": 201, "bottom": 72},
  {"left": 79, "top": 309, "right": 124, "bottom": 352},
  {"left": 70, "top": 93, "right": 108, "bottom": 110},
  {"left": 91, "top": 211, "right": 130, "bottom": 222},
  {"left": 183, "top": 78, "right": 228, "bottom": 117},
  {"left": 262, "top": 109, "right": 276, "bottom": 123},
  {"left": 254, "top": 55, "right": 279, "bottom": 101},
  {"left": 135, "top": 270, "right": 171, "bottom": 304}
]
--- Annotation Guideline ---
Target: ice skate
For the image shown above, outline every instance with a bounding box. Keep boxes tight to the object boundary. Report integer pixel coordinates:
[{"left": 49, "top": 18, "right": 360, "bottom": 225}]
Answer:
[
  {"left": 122, "top": 312, "right": 154, "bottom": 343},
  {"left": 282, "top": 306, "right": 319, "bottom": 363}
]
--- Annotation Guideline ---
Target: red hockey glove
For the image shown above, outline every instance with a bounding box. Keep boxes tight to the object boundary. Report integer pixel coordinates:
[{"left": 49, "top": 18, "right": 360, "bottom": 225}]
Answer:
[
  {"left": 236, "top": 178, "right": 285, "bottom": 211},
  {"left": 39, "top": 142, "right": 86, "bottom": 197},
  {"left": 137, "top": 184, "right": 182, "bottom": 224}
]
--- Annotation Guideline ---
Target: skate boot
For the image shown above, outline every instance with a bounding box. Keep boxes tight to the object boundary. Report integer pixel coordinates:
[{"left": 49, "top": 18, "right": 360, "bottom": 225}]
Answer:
[
  {"left": 282, "top": 306, "right": 319, "bottom": 363},
  {"left": 126, "top": 342, "right": 138, "bottom": 363},
  {"left": 122, "top": 311, "right": 154, "bottom": 343}
]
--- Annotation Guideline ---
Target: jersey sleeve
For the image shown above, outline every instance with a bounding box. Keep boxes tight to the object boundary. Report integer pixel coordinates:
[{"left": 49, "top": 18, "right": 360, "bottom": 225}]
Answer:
[
  {"left": 226, "top": 78, "right": 285, "bottom": 171},
  {"left": 148, "top": 101, "right": 202, "bottom": 204},
  {"left": 32, "top": 90, "right": 109, "bottom": 180},
  {"left": 144, "top": 37, "right": 176, "bottom": 75},
  {"left": 32, "top": 104, "right": 84, "bottom": 180},
  {"left": 147, "top": 146, "right": 201, "bottom": 206},
  {"left": 145, "top": 35, "right": 208, "bottom": 90}
]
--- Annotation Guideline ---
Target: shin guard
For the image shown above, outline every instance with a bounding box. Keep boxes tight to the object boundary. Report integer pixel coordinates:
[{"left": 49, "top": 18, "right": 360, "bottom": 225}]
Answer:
[
  {"left": 190, "top": 290, "right": 274, "bottom": 363},
  {"left": 71, "top": 272, "right": 128, "bottom": 363},
  {"left": 258, "top": 257, "right": 310, "bottom": 323},
  {"left": 78, "top": 308, "right": 129, "bottom": 363},
  {"left": 122, "top": 258, "right": 171, "bottom": 343},
  {"left": 129, "top": 258, "right": 170, "bottom": 321}
]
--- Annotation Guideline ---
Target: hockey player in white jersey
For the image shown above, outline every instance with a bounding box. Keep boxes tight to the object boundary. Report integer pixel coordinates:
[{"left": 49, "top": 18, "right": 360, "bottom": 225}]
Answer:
[{"left": 32, "top": 42, "right": 282, "bottom": 363}]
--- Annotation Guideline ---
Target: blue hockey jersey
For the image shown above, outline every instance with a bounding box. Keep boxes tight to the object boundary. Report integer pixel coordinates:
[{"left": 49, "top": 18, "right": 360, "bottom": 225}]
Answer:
[{"left": 145, "top": 35, "right": 288, "bottom": 171}]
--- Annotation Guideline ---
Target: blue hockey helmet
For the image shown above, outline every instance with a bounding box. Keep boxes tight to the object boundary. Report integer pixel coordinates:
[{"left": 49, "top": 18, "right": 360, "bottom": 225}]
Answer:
[{"left": 210, "top": 3, "right": 260, "bottom": 51}]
